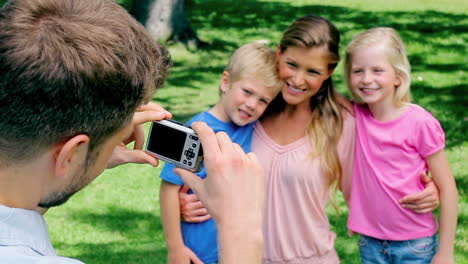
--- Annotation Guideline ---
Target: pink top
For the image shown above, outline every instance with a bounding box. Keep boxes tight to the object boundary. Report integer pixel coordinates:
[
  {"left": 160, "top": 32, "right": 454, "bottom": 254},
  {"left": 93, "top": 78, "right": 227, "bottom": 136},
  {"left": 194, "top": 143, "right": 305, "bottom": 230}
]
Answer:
[
  {"left": 347, "top": 104, "right": 444, "bottom": 240},
  {"left": 252, "top": 112, "right": 355, "bottom": 264}
]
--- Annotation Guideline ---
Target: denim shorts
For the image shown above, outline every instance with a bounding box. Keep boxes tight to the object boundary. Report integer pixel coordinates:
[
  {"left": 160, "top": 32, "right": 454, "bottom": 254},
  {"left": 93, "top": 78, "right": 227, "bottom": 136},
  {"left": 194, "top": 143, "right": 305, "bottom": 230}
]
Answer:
[{"left": 358, "top": 234, "right": 437, "bottom": 264}]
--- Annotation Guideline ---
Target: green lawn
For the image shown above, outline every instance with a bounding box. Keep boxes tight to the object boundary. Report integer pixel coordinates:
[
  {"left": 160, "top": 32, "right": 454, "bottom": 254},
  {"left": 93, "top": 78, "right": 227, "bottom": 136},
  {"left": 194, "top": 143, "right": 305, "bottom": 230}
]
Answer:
[{"left": 8, "top": 0, "right": 464, "bottom": 263}]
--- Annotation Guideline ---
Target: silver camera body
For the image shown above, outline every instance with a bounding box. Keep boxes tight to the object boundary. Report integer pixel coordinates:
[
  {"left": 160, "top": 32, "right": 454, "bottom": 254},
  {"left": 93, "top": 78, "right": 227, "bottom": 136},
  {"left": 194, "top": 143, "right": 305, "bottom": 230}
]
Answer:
[{"left": 146, "top": 120, "right": 203, "bottom": 172}]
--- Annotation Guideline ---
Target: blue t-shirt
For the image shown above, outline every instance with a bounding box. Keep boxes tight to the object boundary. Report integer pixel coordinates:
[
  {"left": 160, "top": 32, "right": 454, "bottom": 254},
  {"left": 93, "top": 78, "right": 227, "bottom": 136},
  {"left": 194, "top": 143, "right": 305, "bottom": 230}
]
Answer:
[{"left": 159, "top": 111, "right": 254, "bottom": 263}]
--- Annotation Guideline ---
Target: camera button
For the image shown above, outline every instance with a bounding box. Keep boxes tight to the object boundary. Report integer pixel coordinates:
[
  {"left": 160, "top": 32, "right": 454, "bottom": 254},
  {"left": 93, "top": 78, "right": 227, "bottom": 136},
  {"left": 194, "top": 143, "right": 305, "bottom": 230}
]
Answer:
[
  {"left": 183, "top": 160, "right": 187, "bottom": 164},
  {"left": 192, "top": 143, "right": 197, "bottom": 148},
  {"left": 188, "top": 161, "right": 192, "bottom": 166}
]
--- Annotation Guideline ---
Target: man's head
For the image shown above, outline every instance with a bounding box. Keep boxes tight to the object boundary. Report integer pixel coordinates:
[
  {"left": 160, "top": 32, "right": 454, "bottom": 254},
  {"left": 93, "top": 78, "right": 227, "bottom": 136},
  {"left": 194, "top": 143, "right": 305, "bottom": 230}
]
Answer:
[
  {"left": 0, "top": 0, "right": 171, "bottom": 207},
  {"left": 218, "top": 42, "right": 282, "bottom": 126}
]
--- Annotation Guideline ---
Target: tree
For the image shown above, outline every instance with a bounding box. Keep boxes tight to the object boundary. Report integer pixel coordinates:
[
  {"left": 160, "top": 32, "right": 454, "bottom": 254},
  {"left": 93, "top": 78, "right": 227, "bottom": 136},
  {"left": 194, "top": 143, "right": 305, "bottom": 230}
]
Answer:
[{"left": 130, "top": 0, "right": 206, "bottom": 49}]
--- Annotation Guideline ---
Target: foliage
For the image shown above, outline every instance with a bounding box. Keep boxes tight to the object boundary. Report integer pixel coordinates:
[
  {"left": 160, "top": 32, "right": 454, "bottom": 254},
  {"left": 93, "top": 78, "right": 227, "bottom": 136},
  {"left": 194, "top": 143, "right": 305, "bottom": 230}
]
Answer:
[
  {"left": 116, "top": 0, "right": 133, "bottom": 10},
  {"left": 34, "top": 0, "right": 467, "bottom": 263}
]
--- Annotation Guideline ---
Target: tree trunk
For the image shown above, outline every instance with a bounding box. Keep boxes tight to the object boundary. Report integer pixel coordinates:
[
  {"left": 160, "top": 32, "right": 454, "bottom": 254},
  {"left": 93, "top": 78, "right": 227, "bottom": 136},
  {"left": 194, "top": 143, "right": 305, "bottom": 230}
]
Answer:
[{"left": 130, "top": 0, "right": 206, "bottom": 49}]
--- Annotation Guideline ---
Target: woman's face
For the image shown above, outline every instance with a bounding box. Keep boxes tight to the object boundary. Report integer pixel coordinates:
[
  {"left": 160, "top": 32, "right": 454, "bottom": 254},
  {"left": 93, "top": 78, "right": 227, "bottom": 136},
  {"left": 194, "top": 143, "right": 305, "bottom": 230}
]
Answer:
[{"left": 277, "top": 46, "right": 334, "bottom": 106}]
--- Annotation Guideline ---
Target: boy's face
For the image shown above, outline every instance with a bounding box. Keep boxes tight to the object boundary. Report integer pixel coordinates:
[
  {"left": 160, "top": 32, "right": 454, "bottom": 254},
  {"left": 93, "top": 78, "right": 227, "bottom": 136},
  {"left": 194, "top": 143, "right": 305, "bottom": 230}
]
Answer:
[{"left": 220, "top": 74, "right": 278, "bottom": 126}]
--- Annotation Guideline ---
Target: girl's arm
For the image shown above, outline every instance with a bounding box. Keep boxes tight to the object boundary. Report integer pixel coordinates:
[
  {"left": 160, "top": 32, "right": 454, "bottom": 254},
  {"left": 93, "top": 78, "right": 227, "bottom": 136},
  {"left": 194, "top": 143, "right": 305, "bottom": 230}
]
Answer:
[
  {"left": 160, "top": 181, "right": 203, "bottom": 264},
  {"left": 426, "top": 150, "right": 458, "bottom": 264}
]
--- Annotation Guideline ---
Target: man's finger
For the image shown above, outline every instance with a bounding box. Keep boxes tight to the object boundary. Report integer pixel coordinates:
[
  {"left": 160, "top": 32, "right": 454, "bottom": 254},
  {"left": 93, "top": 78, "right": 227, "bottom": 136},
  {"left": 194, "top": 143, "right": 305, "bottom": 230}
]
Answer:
[
  {"left": 132, "top": 110, "right": 169, "bottom": 126},
  {"left": 191, "top": 122, "right": 220, "bottom": 160},
  {"left": 216, "top": 131, "right": 237, "bottom": 154},
  {"left": 131, "top": 125, "right": 145, "bottom": 149},
  {"left": 174, "top": 168, "right": 203, "bottom": 194}
]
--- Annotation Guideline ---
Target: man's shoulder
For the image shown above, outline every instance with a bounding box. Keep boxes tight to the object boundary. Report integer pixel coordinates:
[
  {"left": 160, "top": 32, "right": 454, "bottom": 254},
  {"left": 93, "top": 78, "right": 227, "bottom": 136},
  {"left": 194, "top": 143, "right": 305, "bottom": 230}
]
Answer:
[
  {"left": 35, "top": 256, "right": 86, "bottom": 264},
  {"left": 0, "top": 252, "right": 85, "bottom": 264}
]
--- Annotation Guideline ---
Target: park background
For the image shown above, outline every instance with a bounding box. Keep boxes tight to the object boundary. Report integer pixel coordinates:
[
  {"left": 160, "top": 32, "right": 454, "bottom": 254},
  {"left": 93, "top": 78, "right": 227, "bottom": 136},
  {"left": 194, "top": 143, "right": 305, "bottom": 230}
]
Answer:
[{"left": 2, "top": 0, "right": 466, "bottom": 263}]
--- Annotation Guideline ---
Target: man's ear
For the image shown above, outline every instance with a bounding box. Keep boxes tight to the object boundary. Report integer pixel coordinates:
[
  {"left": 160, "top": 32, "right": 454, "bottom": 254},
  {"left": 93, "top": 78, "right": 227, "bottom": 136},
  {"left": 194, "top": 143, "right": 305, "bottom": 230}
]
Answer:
[
  {"left": 54, "top": 135, "right": 90, "bottom": 178},
  {"left": 220, "top": 71, "right": 230, "bottom": 94}
]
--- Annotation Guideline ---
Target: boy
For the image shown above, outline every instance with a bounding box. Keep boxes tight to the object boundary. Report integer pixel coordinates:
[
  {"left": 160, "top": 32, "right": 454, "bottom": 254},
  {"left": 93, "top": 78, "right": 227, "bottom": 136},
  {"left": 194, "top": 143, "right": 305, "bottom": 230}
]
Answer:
[{"left": 159, "top": 42, "right": 282, "bottom": 264}]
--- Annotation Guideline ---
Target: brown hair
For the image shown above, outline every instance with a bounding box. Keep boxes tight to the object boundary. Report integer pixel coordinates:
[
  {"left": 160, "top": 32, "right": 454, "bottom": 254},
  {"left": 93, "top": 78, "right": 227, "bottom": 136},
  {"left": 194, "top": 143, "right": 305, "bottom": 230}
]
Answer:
[
  {"left": 264, "top": 15, "right": 343, "bottom": 207},
  {"left": 0, "top": 0, "right": 172, "bottom": 166}
]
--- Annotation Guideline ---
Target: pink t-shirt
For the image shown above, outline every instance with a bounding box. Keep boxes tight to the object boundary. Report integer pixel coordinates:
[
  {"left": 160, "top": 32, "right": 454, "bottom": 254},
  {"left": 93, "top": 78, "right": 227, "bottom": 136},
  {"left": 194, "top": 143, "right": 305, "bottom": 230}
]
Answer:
[
  {"left": 252, "top": 111, "right": 355, "bottom": 264},
  {"left": 347, "top": 104, "right": 444, "bottom": 240}
]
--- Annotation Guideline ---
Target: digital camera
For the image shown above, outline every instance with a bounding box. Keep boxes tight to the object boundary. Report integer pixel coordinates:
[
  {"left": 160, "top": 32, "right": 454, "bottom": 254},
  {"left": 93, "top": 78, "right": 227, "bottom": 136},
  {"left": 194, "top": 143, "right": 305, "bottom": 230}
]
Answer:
[{"left": 146, "top": 120, "right": 203, "bottom": 172}]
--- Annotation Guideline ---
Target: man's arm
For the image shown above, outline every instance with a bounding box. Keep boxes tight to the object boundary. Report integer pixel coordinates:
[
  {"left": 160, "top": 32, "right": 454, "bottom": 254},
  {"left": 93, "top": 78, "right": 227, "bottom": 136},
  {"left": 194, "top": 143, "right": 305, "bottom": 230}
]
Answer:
[{"left": 175, "top": 122, "right": 264, "bottom": 264}]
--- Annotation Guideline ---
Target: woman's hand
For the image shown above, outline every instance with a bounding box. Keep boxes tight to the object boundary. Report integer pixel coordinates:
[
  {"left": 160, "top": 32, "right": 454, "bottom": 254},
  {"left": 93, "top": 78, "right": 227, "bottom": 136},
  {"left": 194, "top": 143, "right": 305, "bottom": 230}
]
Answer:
[
  {"left": 400, "top": 173, "right": 440, "bottom": 214},
  {"left": 178, "top": 185, "right": 211, "bottom": 222}
]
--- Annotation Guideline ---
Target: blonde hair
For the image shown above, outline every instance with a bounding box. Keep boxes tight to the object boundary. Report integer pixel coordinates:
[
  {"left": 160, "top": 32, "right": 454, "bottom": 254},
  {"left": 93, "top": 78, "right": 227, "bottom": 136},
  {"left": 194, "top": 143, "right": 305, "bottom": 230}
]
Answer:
[
  {"left": 223, "top": 42, "right": 282, "bottom": 94},
  {"left": 344, "top": 27, "right": 411, "bottom": 106},
  {"left": 264, "top": 15, "right": 343, "bottom": 209}
]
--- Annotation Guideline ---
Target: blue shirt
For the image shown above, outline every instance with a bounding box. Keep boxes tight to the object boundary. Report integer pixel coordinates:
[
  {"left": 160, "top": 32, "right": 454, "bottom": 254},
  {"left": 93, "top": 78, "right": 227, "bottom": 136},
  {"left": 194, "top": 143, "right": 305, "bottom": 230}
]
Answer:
[
  {"left": 159, "top": 111, "right": 254, "bottom": 263},
  {"left": 0, "top": 205, "right": 84, "bottom": 264}
]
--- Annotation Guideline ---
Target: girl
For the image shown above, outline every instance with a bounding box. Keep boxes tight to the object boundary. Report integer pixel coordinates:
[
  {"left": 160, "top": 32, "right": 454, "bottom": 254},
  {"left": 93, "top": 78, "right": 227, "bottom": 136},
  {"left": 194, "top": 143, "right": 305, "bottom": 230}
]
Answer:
[{"left": 345, "top": 27, "right": 458, "bottom": 264}]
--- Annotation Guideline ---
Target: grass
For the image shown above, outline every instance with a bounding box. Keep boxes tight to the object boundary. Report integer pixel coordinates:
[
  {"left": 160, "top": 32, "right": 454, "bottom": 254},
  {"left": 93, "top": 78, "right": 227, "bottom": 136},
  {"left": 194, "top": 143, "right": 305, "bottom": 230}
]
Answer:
[{"left": 4, "top": 0, "right": 463, "bottom": 263}]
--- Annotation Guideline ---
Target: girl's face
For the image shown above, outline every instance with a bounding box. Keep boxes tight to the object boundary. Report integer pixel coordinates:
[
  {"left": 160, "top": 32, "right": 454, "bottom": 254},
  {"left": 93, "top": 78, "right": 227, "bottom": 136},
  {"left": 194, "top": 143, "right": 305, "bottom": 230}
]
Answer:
[
  {"left": 277, "top": 46, "right": 334, "bottom": 106},
  {"left": 349, "top": 45, "right": 401, "bottom": 107}
]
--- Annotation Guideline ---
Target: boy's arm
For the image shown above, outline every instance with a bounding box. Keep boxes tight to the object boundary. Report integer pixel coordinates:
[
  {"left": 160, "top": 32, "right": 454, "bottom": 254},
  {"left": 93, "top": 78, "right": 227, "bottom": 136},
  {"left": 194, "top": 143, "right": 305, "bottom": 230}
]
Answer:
[
  {"left": 160, "top": 180, "right": 202, "bottom": 264},
  {"left": 426, "top": 150, "right": 458, "bottom": 264}
]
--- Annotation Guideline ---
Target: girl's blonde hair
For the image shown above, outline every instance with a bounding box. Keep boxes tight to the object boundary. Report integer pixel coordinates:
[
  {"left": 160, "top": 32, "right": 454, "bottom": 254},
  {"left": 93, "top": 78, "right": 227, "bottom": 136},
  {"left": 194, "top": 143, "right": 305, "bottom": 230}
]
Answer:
[
  {"left": 263, "top": 15, "right": 343, "bottom": 209},
  {"left": 344, "top": 27, "right": 412, "bottom": 106}
]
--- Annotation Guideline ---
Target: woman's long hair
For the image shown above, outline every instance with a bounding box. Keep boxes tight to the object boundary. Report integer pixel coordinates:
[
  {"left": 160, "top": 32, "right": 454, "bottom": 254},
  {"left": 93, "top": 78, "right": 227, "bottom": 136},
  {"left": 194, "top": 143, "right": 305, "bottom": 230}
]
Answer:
[{"left": 262, "top": 15, "right": 343, "bottom": 209}]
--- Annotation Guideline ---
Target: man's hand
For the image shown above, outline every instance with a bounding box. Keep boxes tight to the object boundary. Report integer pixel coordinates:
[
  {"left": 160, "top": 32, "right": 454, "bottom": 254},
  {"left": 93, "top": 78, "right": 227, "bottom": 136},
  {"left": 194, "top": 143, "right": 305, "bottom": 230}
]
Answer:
[
  {"left": 107, "top": 102, "right": 172, "bottom": 169},
  {"left": 174, "top": 122, "right": 264, "bottom": 264},
  {"left": 400, "top": 173, "right": 440, "bottom": 214},
  {"left": 179, "top": 185, "right": 211, "bottom": 222}
]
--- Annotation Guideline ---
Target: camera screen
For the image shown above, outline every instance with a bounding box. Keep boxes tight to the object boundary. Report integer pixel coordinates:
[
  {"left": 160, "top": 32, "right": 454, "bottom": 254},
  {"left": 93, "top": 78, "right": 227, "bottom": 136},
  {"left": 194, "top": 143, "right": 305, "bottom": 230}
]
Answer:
[{"left": 147, "top": 122, "right": 187, "bottom": 161}]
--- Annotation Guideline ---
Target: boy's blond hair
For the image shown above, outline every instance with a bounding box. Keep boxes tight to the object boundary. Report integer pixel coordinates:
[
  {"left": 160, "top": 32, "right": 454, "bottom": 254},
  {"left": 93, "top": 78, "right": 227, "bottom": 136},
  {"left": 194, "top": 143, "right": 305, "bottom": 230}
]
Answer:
[
  {"left": 223, "top": 42, "right": 282, "bottom": 93},
  {"left": 344, "top": 27, "right": 411, "bottom": 106}
]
